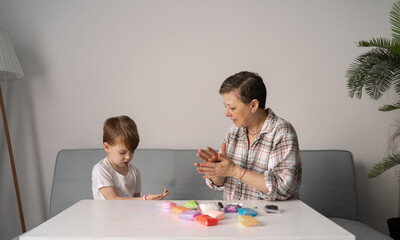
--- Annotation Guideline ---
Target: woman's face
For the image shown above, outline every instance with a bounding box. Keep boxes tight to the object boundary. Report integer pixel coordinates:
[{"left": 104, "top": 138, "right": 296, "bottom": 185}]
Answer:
[{"left": 222, "top": 89, "right": 253, "bottom": 128}]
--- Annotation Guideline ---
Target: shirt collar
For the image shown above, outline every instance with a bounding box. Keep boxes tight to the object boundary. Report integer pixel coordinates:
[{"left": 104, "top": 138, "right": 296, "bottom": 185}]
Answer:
[
  {"left": 262, "top": 108, "right": 277, "bottom": 134},
  {"left": 241, "top": 108, "right": 276, "bottom": 136}
]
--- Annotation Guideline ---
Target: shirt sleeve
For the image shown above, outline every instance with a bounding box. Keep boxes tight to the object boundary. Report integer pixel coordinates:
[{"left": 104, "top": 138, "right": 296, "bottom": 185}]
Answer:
[
  {"left": 205, "top": 178, "right": 225, "bottom": 191},
  {"left": 92, "top": 163, "right": 114, "bottom": 190},
  {"left": 260, "top": 127, "right": 301, "bottom": 200}
]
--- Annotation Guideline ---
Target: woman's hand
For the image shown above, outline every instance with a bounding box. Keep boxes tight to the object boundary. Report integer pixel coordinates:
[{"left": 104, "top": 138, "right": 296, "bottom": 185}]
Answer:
[
  {"left": 146, "top": 188, "right": 169, "bottom": 200},
  {"left": 196, "top": 142, "right": 227, "bottom": 163},
  {"left": 195, "top": 143, "right": 238, "bottom": 179}
]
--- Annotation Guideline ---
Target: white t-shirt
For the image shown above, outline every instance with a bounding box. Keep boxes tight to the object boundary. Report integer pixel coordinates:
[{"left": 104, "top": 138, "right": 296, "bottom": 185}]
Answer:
[{"left": 92, "top": 157, "right": 142, "bottom": 200}]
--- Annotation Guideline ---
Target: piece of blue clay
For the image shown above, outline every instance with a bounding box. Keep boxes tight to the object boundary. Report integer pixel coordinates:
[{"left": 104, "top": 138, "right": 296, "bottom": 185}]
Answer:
[{"left": 238, "top": 208, "right": 258, "bottom": 216}]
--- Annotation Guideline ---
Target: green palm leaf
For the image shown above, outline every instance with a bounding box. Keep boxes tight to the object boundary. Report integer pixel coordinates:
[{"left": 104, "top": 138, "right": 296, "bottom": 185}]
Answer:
[
  {"left": 368, "top": 152, "right": 400, "bottom": 178},
  {"left": 379, "top": 100, "right": 400, "bottom": 111},
  {"left": 392, "top": 68, "right": 400, "bottom": 94},
  {"left": 357, "top": 38, "right": 400, "bottom": 57},
  {"left": 368, "top": 153, "right": 400, "bottom": 178},
  {"left": 364, "top": 60, "right": 393, "bottom": 100},
  {"left": 346, "top": 48, "right": 398, "bottom": 99},
  {"left": 358, "top": 38, "right": 392, "bottom": 49},
  {"left": 391, "top": 1, "right": 400, "bottom": 44},
  {"left": 346, "top": 51, "right": 380, "bottom": 98}
]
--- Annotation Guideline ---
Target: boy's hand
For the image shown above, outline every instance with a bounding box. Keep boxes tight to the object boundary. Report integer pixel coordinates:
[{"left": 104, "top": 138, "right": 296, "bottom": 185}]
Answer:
[{"left": 146, "top": 188, "right": 169, "bottom": 200}]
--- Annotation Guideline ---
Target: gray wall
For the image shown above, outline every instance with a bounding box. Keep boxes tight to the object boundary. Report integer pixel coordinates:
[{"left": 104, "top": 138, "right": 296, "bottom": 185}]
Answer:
[{"left": 0, "top": 0, "right": 398, "bottom": 239}]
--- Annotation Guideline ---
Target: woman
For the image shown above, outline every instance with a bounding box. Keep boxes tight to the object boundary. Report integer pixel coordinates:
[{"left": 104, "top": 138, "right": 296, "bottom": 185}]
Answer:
[{"left": 195, "top": 71, "right": 301, "bottom": 200}]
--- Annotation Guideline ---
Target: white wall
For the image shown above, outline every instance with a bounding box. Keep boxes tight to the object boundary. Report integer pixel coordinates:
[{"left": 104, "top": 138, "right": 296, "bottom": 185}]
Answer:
[{"left": 0, "top": 0, "right": 398, "bottom": 239}]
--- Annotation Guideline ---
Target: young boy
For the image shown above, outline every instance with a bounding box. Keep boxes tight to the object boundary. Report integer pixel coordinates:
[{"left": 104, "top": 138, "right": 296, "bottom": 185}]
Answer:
[{"left": 92, "top": 115, "right": 168, "bottom": 200}]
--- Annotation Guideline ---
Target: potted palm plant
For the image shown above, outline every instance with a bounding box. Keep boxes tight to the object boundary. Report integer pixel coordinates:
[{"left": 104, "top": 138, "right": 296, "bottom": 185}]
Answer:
[{"left": 346, "top": 1, "right": 400, "bottom": 238}]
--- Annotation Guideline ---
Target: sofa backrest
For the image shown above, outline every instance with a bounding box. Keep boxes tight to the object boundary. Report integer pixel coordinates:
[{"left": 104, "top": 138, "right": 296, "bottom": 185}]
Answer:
[
  {"left": 49, "top": 149, "right": 223, "bottom": 218},
  {"left": 299, "top": 150, "right": 358, "bottom": 220},
  {"left": 50, "top": 149, "right": 359, "bottom": 221}
]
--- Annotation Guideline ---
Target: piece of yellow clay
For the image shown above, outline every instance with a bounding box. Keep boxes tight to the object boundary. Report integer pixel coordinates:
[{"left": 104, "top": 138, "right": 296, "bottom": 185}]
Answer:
[
  {"left": 238, "top": 215, "right": 259, "bottom": 227},
  {"left": 171, "top": 206, "right": 191, "bottom": 215}
]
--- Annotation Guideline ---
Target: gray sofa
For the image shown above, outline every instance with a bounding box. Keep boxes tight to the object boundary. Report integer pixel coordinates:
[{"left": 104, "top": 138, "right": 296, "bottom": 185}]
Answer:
[
  {"left": 300, "top": 150, "right": 391, "bottom": 240},
  {"left": 15, "top": 149, "right": 391, "bottom": 240}
]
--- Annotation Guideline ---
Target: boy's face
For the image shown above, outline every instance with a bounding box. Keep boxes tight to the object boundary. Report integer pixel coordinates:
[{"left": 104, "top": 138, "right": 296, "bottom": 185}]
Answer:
[{"left": 103, "top": 141, "right": 134, "bottom": 170}]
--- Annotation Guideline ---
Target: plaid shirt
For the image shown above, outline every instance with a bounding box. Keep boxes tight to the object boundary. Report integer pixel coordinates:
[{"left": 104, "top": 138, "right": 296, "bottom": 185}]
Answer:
[{"left": 206, "top": 108, "right": 302, "bottom": 200}]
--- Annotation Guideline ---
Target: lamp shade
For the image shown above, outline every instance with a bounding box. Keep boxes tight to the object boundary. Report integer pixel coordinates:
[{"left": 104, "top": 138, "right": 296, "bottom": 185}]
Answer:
[{"left": 0, "top": 30, "right": 23, "bottom": 81}]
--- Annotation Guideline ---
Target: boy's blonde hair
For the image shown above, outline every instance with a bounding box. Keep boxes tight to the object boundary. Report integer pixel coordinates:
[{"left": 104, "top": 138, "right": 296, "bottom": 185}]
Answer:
[{"left": 103, "top": 116, "right": 140, "bottom": 152}]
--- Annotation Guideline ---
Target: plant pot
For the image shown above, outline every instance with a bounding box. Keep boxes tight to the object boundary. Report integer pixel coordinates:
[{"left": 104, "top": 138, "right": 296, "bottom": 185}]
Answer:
[{"left": 388, "top": 217, "right": 400, "bottom": 240}]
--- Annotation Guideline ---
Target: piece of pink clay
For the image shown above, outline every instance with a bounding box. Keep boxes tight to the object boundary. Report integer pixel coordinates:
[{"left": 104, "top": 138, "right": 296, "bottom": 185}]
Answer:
[
  {"left": 203, "top": 210, "right": 224, "bottom": 220},
  {"left": 161, "top": 201, "right": 177, "bottom": 210}
]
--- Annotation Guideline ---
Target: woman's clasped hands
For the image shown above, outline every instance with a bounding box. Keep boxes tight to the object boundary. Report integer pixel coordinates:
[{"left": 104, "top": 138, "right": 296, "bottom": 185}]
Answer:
[{"left": 194, "top": 143, "right": 238, "bottom": 179}]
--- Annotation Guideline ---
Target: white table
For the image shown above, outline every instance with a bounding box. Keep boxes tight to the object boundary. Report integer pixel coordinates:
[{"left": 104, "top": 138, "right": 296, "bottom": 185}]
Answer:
[{"left": 20, "top": 199, "right": 354, "bottom": 240}]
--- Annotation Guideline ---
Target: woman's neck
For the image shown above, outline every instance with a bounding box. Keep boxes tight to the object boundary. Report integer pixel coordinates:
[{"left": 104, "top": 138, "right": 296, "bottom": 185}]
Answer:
[{"left": 247, "top": 109, "right": 268, "bottom": 134}]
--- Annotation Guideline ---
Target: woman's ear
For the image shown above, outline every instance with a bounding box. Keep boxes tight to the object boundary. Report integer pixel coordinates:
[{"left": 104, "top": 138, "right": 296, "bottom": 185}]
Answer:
[{"left": 250, "top": 99, "right": 259, "bottom": 113}]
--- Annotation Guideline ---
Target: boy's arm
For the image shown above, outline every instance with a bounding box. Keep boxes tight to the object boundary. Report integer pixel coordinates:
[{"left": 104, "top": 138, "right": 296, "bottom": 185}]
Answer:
[
  {"left": 99, "top": 186, "right": 142, "bottom": 200},
  {"left": 99, "top": 187, "right": 169, "bottom": 200}
]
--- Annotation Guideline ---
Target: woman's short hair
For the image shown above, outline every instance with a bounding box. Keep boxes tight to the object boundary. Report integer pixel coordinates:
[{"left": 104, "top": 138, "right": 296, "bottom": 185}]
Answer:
[
  {"left": 103, "top": 115, "right": 140, "bottom": 152},
  {"left": 219, "top": 71, "right": 267, "bottom": 109}
]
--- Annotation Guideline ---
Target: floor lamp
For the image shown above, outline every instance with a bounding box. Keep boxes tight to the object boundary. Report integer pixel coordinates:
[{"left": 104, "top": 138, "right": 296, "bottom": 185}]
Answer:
[{"left": 0, "top": 30, "right": 25, "bottom": 233}]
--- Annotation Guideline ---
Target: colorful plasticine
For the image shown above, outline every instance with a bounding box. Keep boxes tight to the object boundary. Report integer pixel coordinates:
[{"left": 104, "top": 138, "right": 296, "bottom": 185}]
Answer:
[
  {"left": 238, "top": 208, "right": 258, "bottom": 216},
  {"left": 203, "top": 210, "right": 224, "bottom": 220},
  {"left": 199, "top": 202, "right": 220, "bottom": 212},
  {"left": 195, "top": 214, "right": 219, "bottom": 226},
  {"left": 161, "top": 201, "right": 177, "bottom": 210},
  {"left": 184, "top": 200, "right": 199, "bottom": 210},
  {"left": 161, "top": 201, "right": 262, "bottom": 227},
  {"left": 238, "top": 215, "right": 259, "bottom": 227},
  {"left": 172, "top": 206, "right": 191, "bottom": 215},
  {"left": 178, "top": 210, "right": 202, "bottom": 221},
  {"left": 224, "top": 204, "right": 242, "bottom": 213}
]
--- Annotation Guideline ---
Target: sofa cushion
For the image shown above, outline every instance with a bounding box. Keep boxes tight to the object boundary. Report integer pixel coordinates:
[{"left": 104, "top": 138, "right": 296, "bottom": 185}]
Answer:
[{"left": 300, "top": 150, "right": 358, "bottom": 220}]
